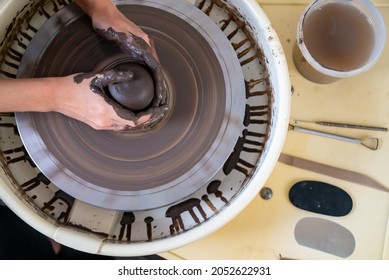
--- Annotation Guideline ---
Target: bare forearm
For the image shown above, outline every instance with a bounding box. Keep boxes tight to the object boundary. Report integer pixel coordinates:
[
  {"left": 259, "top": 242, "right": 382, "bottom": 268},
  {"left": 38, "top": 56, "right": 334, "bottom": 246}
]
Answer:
[
  {"left": 0, "top": 74, "right": 146, "bottom": 130},
  {"left": 0, "top": 77, "right": 61, "bottom": 113}
]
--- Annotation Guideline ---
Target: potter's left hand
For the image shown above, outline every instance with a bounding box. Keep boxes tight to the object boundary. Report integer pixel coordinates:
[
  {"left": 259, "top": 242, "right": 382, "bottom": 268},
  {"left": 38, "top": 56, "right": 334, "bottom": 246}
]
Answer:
[
  {"left": 61, "top": 70, "right": 152, "bottom": 131},
  {"left": 0, "top": 70, "right": 150, "bottom": 131}
]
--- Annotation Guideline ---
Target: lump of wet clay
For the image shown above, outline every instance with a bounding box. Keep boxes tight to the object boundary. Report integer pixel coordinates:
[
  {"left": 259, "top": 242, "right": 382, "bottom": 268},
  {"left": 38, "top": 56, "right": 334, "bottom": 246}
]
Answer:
[{"left": 108, "top": 64, "right": 154, "bottom": 111}]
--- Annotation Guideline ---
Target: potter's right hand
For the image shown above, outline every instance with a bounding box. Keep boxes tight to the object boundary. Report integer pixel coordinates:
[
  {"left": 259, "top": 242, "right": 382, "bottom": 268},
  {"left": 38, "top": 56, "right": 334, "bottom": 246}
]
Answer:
[
  {"left": 75, "top": 0, "right": 167, "bottom": 108},
  {"left": 85, "top": 1, "right": 166, "bottom": 103},
  {"left": 95, "top": 28, "right": 169, "bottom": 131},
  {"left": 74, "top": 0, "right": 168, "bottom": 129}
]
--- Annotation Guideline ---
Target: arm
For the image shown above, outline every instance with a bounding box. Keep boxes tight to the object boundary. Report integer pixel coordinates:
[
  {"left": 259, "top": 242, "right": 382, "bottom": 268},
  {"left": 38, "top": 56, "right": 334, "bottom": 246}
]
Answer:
[
  {"left": 0, "top": 73, "right": 150, "bottom": 130},
  {"left": 0, "top": 0, "right": 163, "bottom": 131},
  {"left": 0, "top": 77, "right": 58, "bottom": 113}
]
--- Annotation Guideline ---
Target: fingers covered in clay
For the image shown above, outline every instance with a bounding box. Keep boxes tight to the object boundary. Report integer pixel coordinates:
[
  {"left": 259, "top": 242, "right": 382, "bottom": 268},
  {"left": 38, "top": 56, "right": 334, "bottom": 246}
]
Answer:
[
  {"left": 71, "top": 70, "right": 153, "bottom": 131},
  {"left": 119, "top": 104, "right": 169, "bottom": 132},
  {"left": 96, "top": 27, "right": 167, "bottom": 108}
]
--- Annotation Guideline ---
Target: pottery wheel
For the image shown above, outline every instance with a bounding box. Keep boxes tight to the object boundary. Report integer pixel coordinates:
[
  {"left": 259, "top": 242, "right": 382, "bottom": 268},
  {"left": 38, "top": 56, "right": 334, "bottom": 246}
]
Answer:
[{"left": 15, "top": 1, "right": 245, "bottom": 211}]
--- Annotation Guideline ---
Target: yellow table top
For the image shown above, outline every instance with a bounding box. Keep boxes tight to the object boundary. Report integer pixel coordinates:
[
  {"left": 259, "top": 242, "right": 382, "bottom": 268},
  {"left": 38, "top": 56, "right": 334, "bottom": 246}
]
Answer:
[{"left": 162, "top": 0, "right": 389, "bottom": 260}]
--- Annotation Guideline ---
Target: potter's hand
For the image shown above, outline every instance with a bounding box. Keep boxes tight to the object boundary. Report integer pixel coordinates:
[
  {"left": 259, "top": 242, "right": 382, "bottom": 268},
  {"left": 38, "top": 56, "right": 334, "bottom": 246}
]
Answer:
[
  {"left": 0, "top": 71, "right": 151, "bottom": 131},
  {"left": 74, "top": 0, "right": 168, "bottom": 129},
  {"left": 62, "top": 69, "right": 151, "bottom": 131},
  {"left": 95, "top": 27, "right": 167, "bottom": 107},
  {"left": 79, "top": 1, "right": 167, "bottom": 107},
  {"left": 96, "top": 27, "right": 169, "bottom": 130},
  {"left": 94, "top": 27, "right": 169, "bottom": 131}
]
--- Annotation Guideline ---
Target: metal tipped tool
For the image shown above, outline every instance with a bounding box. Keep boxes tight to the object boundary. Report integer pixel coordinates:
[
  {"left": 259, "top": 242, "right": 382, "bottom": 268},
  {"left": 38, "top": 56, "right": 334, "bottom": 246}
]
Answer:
[{"left": 289, "top": 124, "right": 379, "bottom": 150}]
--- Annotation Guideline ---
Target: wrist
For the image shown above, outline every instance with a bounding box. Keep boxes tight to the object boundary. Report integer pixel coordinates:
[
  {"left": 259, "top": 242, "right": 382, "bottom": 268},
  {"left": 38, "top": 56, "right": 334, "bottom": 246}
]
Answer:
[{"left": 50, "top": 76, "right": 75, "bottom": 114}]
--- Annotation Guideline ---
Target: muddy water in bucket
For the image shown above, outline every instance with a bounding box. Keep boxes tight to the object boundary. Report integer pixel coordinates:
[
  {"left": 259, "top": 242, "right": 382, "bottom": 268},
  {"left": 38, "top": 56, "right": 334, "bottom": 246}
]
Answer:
[{"left": 293, "top": 0, "right": 386, "bottom": 83}]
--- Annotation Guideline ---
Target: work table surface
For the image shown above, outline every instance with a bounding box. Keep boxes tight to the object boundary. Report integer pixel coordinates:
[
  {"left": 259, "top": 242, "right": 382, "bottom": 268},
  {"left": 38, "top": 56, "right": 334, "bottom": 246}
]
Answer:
[{"left": 162, "top": 0, "right": 389, "bottom": 260}]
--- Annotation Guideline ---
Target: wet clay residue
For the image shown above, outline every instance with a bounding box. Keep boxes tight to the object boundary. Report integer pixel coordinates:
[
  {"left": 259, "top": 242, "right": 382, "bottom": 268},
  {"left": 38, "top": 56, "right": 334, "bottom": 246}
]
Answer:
[
  {"left": 73, "top": 27, "right": 168, "bottom": 131},
  {"left": 97, "top": 27, "right": 167, "bottom": 101},
  {"left": 74, "top": 69, "right": 140, "bottom": 125},
  {"left": 108, "top": 63, "right": 155, "bottom": 111},
  {"left": 165, "top": 198, "right": 207, "bottom": 235},
  {"left": 118, "top": 211, "right": 135, "bottom": 241},
  {"left": 98, "top": 27, "right": 168, "bottom": 130}
]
